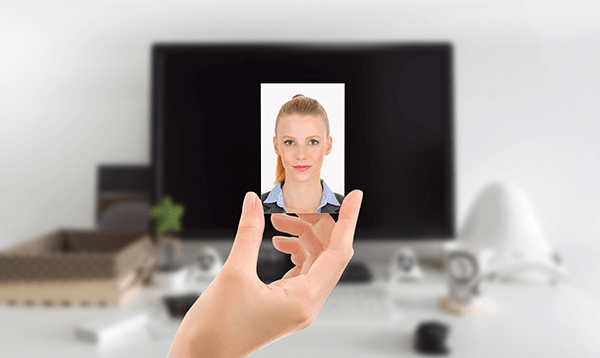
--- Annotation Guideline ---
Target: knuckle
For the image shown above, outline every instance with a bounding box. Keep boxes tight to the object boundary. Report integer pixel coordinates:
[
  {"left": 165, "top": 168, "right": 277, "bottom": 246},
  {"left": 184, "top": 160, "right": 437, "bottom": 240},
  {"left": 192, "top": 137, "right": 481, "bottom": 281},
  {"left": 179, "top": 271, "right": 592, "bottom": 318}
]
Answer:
[
  {"left": 289, "top": 290, "right": 318, "bottom": 326},
  {"left": 333, "top": 246, "right": 354, "bottom": 264},
  {"left": 298, "top": 313, "right": 316, "bottom": 330},
  {"left": 237, "top": 222, "right": 262, "bottom": 235},
  {"left": 293, "top": 303, "right": 315, "bottom": 327},
  {"left": 342, "top": 247, "right": 355, "bottom": 262},
  {"left": 218, "top": 266, "right": 245, "bottom": 283},
  {"left": 301, "top": 285, "right": 319, "bottom": 303},
  {"left": 346, "top": 247, "right": 355, "bottom": 261}
]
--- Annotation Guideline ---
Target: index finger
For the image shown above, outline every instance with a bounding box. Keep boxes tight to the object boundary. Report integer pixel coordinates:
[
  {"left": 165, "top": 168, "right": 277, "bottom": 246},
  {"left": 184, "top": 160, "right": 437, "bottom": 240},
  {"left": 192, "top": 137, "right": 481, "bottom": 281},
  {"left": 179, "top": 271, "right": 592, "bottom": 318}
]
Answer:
[{"left": 304, "top": 190, "right": 363, "bottom": 294}]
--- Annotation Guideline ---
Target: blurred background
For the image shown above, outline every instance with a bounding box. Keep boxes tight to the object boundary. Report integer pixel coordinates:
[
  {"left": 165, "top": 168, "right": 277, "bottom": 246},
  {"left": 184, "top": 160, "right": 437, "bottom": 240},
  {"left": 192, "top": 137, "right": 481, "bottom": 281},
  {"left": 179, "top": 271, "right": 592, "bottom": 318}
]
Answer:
[{"left": 1, "top": 0, "right": 599, "bottom": 301}]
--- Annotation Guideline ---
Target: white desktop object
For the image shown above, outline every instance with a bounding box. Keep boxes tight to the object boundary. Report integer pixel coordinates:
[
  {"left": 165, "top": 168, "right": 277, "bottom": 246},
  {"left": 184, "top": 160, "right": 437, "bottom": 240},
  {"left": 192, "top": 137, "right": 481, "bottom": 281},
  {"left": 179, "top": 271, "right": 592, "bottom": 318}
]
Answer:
[
  {"left": 389, "top": 247, "right": 423, "bottom": 283},
  {"left": 186, "top": 246, "right": 223, "bottom": 282},
  {"left": 438, "top": 242, "right": 498, "bottom": 315},
  {"left": 74, "top": 309, "right": 150, "bottom": 345},
  {"left": 387, "top": 248, "right": 427, "bottom": 304},
  {"left": 458, "top": 182, "right": 568, "bottom": 283},
  {"left": 445, "top": 243, "right": 495, "bottom": 302},
  {"left": 153, "top": 266, "right": 190, "bottom": 293}
]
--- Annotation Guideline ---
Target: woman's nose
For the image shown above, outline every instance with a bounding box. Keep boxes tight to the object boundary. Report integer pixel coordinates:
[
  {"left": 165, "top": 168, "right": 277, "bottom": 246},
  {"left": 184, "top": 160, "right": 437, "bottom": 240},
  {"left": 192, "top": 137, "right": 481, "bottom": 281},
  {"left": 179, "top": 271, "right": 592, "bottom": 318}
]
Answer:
[{"left": 296, "top": 145, "right": 307, "bottom": 159}]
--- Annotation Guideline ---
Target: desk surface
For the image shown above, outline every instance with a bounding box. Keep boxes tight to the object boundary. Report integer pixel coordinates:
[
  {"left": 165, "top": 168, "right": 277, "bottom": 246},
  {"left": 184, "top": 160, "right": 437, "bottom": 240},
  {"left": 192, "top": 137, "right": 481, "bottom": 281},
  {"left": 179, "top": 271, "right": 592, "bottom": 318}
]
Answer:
[{"left": 1, "top": 270, "right": 599, "bottom": 358}]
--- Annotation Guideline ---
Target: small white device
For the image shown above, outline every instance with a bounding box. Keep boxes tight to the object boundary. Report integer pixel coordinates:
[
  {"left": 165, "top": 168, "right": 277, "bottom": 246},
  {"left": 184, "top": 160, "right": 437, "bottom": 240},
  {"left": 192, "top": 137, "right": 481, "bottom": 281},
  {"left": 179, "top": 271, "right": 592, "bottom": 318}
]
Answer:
[
  {"left": 153, "top": 265, "right": 190, "bottom": 293},
  {"left": 444, "top": 243, "right": 495, "bottom": 303},
  {"left": 389, "top": 247, "right": 423, "bottom": 283},
  {"left": 187, "top": 246, "right": 223, "bottom": 282},
  {"left": 438, "top": 242, "right": 497, "bottom": 315},
  {"left": 74, "top": 309, "right": 150, "bottom": 345}
]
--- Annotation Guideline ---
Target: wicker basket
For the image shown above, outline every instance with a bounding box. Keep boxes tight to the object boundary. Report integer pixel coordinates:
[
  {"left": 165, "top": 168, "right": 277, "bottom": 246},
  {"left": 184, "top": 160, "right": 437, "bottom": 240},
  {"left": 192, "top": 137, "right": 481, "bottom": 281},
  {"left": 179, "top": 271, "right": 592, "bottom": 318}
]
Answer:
[{"left": 0, "top": 229, "right": 158, "bottom": 307}]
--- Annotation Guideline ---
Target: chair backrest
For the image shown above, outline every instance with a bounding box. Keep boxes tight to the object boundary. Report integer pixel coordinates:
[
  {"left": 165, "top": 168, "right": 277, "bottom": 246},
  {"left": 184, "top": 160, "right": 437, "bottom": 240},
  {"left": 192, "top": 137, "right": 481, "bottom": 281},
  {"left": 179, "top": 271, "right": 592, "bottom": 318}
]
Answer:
[{"left": 98, "top": 202, "right": 151, "bottom": 230}]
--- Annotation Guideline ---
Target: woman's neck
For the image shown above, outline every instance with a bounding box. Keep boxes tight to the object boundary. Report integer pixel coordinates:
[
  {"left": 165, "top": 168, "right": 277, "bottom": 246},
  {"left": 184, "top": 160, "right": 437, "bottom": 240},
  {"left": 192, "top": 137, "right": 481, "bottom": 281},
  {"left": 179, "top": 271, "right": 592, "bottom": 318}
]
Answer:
[{"left": 281, "top": 178, "right": 323, "bottom": 213}]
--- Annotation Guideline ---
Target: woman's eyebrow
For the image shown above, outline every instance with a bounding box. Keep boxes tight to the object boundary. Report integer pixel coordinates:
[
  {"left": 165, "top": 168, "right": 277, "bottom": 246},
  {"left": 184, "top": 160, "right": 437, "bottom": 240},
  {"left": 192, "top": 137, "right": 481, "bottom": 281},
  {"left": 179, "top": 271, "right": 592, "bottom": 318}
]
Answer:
[{"left": 282, "top": 135, "right": 323, "bottom": 140}]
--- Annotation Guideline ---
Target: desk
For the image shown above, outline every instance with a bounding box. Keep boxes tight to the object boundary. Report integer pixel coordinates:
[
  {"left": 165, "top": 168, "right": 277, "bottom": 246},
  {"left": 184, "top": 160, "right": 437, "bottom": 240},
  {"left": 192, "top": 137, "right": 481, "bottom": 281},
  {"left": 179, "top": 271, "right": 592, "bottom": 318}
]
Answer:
[
  {"left": 256, "top": 283, "right": 600, "bottom": 357},
  {"left": 1, "top": 270, "right": 599, "bottom": 357}
]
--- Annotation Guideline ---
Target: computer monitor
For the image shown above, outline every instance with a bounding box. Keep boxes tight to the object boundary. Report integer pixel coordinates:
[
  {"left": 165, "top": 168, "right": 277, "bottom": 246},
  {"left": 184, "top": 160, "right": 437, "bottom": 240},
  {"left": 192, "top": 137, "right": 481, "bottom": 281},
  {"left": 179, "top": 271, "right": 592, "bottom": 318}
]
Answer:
[{"left": 151, "top": 43, "right": 455, "bottom": 243}]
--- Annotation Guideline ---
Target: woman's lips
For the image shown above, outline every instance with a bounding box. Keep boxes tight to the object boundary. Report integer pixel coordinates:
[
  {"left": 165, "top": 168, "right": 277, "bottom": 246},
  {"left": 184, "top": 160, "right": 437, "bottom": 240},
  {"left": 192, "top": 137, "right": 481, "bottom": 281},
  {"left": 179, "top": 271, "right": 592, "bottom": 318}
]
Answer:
[{"left": 293, "top": 165, "right": 311, "bottom": 172}]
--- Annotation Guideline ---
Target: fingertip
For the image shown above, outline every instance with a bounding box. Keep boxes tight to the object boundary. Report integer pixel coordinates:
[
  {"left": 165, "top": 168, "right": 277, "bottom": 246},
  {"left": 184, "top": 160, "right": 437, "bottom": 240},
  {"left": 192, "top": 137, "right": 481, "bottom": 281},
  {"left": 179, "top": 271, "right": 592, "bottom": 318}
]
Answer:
[
  {"left": 349, "top": 189, "right": 364, "bottom": 202},
  {"left": 243, "top": 191, "right": 254, "bottom": 212},
  {"left": 270, "top": 213, "right": 285, "bottom": 226},
  {"left": 339, "top": 190, "right": 363, "bottom": 218},
  {"left": 243, "top": 191, "right": 263, "bottom": 214},
  {"left": 355, "top": 190, "right": 364, "bottom": 209},
  {"left": 356, "top": 189, "right": 363, "bottom": 200},
  {"left": 238, "top": 192, "right": 264, "bottom": 233},
  {"left": 254, "top": 192, "right": 264, "bottom": 214}
]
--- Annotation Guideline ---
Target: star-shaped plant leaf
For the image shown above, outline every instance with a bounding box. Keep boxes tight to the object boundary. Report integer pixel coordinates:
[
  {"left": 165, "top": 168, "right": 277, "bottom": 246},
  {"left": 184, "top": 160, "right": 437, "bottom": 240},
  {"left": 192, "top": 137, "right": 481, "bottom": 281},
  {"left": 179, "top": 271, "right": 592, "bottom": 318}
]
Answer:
[{"left": 149, "top": 196, "right": 185, "bottom": 235}]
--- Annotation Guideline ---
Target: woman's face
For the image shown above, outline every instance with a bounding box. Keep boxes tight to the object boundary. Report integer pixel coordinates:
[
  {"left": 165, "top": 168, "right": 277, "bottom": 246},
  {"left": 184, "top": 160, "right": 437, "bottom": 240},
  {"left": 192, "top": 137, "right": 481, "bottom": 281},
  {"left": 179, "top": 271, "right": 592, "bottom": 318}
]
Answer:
[{"left": 274, "top": 114, "right": 332, "bottom": 184}]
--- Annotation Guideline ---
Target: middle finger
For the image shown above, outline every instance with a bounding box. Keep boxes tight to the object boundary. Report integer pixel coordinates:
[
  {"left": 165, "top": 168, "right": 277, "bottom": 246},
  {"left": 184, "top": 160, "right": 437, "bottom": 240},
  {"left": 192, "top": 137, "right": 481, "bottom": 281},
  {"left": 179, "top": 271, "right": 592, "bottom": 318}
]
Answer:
[{"left": 271, "top": 214, "right": 323, "bottom": 255}]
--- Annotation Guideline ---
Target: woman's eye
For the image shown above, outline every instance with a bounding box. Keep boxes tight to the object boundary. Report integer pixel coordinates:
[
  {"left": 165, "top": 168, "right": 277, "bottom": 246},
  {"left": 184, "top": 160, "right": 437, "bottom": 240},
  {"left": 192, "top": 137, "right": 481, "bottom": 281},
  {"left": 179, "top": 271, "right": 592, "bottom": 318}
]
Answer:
[
  {"left": 284, "top": 140, "right": 294, "bottom": 146},
  {"left": 309, "top": 139, "right": 319, "bottom": 145}
]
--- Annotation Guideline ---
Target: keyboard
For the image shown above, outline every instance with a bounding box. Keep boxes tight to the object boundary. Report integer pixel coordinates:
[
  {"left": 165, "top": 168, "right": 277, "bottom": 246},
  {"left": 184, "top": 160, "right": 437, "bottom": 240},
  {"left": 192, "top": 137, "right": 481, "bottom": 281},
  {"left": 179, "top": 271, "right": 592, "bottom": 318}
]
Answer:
[
  {"left": 316, "top": 284, "right": 400, "bottom": 323},
  {"left": 146, "top": 284, "right": 399, "bottom": 340}
]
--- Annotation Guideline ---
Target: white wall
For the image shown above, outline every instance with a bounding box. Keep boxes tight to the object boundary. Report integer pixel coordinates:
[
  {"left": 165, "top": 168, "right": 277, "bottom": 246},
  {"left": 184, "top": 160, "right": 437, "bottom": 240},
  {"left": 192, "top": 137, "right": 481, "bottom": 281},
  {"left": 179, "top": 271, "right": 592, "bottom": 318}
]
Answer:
[{"left": 1, "top": 0, "right": 599, "bottom": 296}]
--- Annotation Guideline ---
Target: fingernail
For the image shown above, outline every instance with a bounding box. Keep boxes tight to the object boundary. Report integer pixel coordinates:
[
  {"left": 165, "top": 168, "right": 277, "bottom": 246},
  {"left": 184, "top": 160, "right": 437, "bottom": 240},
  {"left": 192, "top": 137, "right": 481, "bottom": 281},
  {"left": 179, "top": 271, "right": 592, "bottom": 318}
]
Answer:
[{"left": 244, "top": 192, "right": 256, "bottom": 212}]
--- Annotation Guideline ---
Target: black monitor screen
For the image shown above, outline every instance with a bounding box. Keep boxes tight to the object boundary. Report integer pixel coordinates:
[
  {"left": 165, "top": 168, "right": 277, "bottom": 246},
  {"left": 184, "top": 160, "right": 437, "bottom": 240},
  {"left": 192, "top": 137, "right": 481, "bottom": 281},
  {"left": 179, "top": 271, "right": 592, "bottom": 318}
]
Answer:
[{"left": 152, "top": 43, "right": 454, "bottom": 240}]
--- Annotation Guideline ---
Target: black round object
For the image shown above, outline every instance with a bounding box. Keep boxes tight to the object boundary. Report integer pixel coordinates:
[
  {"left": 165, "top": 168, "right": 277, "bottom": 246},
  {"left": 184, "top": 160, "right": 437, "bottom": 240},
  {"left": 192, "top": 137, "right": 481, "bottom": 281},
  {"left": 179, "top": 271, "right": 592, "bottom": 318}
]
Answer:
[{"left": 414, "top": 321, "right": 451, "bottom": 355}]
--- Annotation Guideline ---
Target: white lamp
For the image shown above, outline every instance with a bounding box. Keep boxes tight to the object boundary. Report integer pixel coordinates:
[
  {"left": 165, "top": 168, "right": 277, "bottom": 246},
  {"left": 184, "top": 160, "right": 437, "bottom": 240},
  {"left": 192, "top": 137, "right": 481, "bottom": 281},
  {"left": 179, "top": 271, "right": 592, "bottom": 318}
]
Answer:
[{"left": 458, "top": 182, "right": 568, "bottom": 283}]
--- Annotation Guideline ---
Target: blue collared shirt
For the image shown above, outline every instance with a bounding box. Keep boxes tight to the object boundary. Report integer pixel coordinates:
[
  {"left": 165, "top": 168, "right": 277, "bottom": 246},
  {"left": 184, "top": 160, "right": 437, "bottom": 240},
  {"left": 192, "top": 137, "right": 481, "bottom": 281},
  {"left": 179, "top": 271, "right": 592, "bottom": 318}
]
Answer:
[{"left": 264, "top": 179, "right": 340, "bottom": 213}]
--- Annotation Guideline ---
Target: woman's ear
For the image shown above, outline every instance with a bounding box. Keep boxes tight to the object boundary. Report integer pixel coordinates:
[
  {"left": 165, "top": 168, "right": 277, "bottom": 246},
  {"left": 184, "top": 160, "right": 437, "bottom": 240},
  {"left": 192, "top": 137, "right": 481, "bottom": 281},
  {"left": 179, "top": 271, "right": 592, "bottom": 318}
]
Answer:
[
  {"left": 273, "top": 136, "right": 280, "bottom": 156},
  {"left": 325, "top": 136, "right": 333, "bottom": 155}
]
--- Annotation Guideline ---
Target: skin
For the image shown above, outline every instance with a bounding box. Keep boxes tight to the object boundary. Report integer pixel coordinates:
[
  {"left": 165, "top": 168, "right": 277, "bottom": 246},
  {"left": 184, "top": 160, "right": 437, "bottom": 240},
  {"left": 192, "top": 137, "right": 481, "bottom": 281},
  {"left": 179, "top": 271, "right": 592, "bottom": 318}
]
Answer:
[
  {"left": 166, "top": 190, "right": 363, "bottom": 358},
  {"left": 273, "top": 114, "right": 333, "bottom": 213}
]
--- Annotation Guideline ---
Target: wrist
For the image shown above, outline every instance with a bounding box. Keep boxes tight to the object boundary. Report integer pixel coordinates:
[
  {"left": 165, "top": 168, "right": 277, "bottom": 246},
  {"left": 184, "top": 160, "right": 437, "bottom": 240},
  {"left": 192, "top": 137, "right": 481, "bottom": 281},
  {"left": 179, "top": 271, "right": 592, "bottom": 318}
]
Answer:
[{"left": 168, "top": 321, "right": 251, "bottom": 358}]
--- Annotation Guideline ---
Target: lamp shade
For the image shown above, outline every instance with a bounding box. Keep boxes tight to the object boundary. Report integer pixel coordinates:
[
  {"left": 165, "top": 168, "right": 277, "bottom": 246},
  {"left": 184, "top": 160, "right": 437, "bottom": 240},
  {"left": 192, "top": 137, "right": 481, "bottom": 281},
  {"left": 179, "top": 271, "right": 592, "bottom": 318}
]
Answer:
[{"left": 459, "top": 182, "right": 567, "bottom": 282}]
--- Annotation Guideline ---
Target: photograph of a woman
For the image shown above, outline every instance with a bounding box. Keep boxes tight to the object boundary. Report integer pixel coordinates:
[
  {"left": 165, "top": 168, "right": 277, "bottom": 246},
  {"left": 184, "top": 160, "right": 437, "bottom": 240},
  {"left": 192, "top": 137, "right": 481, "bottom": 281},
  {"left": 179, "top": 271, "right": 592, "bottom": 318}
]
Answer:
[{"left": 261, "top": 89, "right": 344, "bottom": 214}]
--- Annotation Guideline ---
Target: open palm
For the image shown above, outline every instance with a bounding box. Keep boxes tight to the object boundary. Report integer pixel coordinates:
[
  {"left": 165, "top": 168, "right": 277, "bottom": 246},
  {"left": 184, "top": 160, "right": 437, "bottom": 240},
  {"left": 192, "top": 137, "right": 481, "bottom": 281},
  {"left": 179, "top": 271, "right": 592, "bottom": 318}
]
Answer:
[{"left": 168, "top": 190, "right": 363, "bottom": 358}]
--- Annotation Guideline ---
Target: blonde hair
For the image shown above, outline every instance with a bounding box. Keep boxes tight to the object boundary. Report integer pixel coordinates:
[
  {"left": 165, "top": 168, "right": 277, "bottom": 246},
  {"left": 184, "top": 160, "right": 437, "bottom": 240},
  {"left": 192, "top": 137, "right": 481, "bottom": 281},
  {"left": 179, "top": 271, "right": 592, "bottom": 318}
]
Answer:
[{"left": 274, "top": 94, "right": 330, "bottom": 185}]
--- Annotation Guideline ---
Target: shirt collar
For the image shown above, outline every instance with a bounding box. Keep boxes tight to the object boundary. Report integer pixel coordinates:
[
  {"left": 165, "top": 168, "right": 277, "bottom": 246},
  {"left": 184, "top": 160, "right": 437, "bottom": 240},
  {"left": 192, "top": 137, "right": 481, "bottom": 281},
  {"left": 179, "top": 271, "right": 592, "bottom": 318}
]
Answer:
[{"left": 264, "top": 179, "right": 340, "bottom": 213}]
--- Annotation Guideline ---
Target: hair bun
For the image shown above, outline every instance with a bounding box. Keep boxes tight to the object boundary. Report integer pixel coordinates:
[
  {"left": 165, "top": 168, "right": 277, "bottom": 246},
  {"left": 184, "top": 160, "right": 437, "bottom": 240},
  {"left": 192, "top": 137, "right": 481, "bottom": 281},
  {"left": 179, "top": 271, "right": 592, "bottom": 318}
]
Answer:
[{"left": 292, "top": 94, "right": 306, "bottom": 99}]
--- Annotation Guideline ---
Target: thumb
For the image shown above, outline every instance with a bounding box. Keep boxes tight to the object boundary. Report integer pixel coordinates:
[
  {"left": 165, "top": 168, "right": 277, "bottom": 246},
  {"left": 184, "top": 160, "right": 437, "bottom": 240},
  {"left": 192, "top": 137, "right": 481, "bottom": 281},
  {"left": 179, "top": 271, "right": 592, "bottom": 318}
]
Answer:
[{"left": 226, "top": 192, "right": 265, "bottom": 273}]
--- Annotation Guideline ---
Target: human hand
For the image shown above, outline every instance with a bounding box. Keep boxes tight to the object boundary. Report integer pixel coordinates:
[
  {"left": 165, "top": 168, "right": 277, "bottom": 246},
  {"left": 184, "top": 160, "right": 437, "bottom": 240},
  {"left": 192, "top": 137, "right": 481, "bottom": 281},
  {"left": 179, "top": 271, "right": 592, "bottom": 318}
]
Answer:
[{"left": 167, "top": 190, "right": 363, "bottom": 358}]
